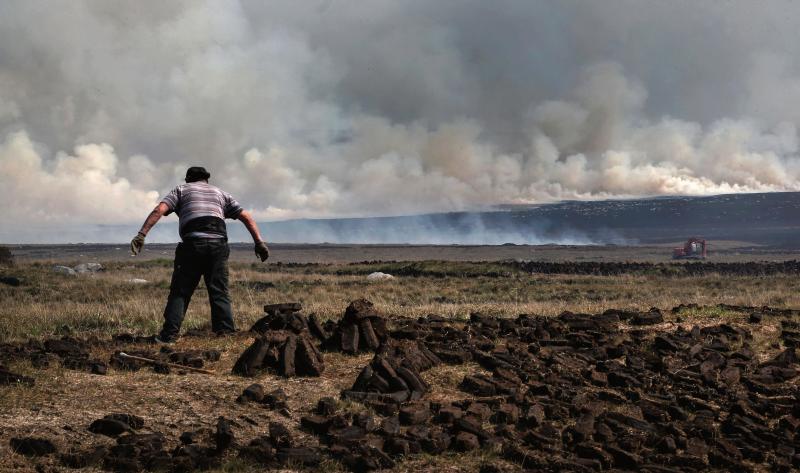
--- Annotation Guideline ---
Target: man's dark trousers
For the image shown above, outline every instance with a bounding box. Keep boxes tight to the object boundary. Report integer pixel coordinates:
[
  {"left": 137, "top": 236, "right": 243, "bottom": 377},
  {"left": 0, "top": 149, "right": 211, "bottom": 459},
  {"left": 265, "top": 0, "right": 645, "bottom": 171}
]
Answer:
[{"left": 160, "top": 238, "right": 235, "bottom": 341}]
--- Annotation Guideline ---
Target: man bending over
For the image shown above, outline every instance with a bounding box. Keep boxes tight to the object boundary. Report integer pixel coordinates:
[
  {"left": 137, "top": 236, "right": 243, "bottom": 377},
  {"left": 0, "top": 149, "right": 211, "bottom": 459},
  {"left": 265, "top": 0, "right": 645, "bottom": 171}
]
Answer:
[{"left": 130, "top": 166, "right": 270, "bottom": 343}]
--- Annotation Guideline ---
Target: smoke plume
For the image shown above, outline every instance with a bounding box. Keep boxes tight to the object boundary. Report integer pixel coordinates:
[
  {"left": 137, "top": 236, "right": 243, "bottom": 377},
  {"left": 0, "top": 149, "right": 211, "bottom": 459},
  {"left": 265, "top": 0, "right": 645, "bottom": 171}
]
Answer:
[{"left": 2, "top": 1, "right": 800, "bottom": 242}]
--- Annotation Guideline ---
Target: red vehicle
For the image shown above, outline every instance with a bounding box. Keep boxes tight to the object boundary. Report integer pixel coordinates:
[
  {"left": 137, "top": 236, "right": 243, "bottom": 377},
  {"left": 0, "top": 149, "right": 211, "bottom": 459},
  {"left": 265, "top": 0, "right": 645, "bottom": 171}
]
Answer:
[{"left": 673, "top": 238, "right": 707, "bottom": 259}]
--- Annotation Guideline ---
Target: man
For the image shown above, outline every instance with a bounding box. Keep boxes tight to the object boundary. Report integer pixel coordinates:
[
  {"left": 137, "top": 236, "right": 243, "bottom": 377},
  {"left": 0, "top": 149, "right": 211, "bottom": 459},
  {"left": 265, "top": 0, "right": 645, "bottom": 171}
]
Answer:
[{"left": 130, "top": 166, "right": 270, "bottom": 343}]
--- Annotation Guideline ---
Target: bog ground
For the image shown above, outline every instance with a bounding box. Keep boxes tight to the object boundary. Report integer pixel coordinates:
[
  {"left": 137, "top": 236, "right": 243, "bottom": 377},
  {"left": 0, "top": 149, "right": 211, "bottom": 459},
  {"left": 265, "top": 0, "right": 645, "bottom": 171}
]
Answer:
[{"left": 1, "top": 244, "right": 799, "bottom": 472}]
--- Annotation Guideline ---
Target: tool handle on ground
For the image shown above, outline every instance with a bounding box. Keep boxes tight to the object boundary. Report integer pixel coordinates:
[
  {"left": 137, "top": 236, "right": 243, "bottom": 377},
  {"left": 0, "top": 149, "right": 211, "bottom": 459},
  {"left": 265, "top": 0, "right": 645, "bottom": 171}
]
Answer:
[{"left": 118, "top": 352, "right": 214, "bottom": 375}]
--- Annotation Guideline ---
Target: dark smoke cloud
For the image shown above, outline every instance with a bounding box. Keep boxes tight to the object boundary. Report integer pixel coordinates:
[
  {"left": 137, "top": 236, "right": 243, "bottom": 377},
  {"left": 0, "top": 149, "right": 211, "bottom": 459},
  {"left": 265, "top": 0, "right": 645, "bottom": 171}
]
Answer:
[{"left": 2, "top": 0, "right": 800, "bottom": 242}]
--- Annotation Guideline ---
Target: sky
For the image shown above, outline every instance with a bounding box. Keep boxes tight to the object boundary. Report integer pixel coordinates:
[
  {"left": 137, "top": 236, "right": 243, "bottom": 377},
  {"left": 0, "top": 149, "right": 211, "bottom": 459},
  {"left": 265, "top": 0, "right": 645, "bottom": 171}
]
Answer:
[{"left": 2, "top": 1, "right": 800, "bottom": 242}]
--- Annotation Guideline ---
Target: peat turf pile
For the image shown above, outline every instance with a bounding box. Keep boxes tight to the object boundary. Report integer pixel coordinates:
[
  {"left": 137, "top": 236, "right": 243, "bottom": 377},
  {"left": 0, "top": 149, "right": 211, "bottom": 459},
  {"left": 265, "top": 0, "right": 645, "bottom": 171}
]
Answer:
[
  {"left": 230, "top": 298, "right": 391, "bottom": 378},
  {"left": 16, "top": 410, "right": 323, "bottom": 471},
  {"left": 232, "top": 330, "right": 324, "bottom": 377},
  {"left": 513, "top": 260, "right": 800, "bottom": 276},
  {"left": 232, "top": 302, "right": 326, "bottom": 377},
  {"left": 5, "top": 301, "right": 800, "bottom": 472},
  {"left": 0, "top": 335, "right": 223, "bottom": 379},
  {"left": 0, "top": 336, "right": 108, "bottom": 375},
  {"left": 324, "top": 299, "right": 390, "bottom": 354},
  {"left": 342, "top": 339, "right": 441, "bottom": 404},
  {"left": 249, "top": 302, "right": 334, "bottom": 342},
  {"left": 56, "top": 415, "right": 249, "bottom": 471},
  {"left": 293, "top": 306, "right": 800, "bottom": 472}
]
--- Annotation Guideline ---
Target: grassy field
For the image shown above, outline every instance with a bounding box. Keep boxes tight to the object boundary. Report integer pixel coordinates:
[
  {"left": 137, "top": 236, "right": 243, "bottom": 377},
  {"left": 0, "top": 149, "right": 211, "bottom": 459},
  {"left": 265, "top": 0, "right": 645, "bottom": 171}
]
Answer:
[
  {"left": 1, "top": 257, "right": 799, "bottom": 472},
  {"left": 3, "top": 258, "right": 800, "bottom": 343}
]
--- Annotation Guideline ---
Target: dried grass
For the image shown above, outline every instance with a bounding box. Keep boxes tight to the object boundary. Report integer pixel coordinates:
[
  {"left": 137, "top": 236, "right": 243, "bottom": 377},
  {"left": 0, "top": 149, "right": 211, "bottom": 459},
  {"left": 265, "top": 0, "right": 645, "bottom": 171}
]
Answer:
[{"left": 1, "top": 259, "right": 799, "bottom": 471}]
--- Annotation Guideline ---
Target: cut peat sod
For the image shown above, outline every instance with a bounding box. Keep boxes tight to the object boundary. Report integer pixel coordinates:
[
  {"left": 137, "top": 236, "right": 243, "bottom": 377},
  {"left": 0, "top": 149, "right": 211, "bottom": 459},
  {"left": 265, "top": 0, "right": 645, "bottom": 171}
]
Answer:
[{"left": 2, "top": 299, "right": 799, "bottom": 472}]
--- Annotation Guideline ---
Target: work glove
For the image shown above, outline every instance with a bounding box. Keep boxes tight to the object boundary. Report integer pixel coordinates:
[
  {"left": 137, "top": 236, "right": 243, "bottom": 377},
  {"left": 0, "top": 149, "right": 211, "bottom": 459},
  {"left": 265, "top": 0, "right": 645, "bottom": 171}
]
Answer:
[
  {"left": 255, "top": 241, "right": 270, "bottom": 262},
  {"left": 130, "top": 232, "right": 146, "bottom": 256}
]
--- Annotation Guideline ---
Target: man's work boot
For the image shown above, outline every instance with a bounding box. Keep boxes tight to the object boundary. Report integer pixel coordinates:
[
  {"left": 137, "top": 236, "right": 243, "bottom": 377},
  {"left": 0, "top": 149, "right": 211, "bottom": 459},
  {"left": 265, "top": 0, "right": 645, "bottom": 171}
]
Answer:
[{"left": 154, "top": 335, "right": 177, "bottom": 345}]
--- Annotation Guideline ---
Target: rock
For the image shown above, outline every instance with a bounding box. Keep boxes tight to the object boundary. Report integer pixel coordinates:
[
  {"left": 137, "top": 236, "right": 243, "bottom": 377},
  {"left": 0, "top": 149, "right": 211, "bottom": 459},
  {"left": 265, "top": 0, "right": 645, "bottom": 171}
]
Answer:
[
  {"left": 366, "top": 272, "right": 394, "bottom": 281},
  {"left": 10, "top": 437, "right": 57, "bottom": 456},
  {"left": 53, "top": 265, "right": 77, "bottom": 276},
  {"left": 74, "top": 262, "right": 103, "bottom": 273},
  {"left": 127, "top": 278, "right": 148, "bottom": 284}
]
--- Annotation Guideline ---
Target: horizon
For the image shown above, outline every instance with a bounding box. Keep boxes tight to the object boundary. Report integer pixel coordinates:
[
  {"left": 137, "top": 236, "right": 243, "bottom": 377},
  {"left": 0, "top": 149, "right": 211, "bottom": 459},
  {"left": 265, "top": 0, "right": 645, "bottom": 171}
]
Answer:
[{"left": 3, "top": 191, "right": 798, "bottom": 246}]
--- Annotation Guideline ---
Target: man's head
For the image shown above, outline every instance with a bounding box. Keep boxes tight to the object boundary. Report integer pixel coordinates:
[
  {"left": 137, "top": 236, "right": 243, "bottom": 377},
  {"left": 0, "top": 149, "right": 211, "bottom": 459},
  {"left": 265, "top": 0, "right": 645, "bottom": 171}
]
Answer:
[{"left": 185, "top": 166, "right": 211, "bottom": 183}]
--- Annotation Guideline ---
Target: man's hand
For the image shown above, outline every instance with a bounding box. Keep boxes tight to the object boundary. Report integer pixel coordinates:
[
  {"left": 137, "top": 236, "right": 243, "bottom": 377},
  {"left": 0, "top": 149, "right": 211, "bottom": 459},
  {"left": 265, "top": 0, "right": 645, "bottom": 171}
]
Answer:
[
  {"left": 132, "top": 203, "right": 168, "bottom": 256},
  {"left": 131, "top": 232, "right": 146, "bottom": 256},
  {"left": 254, "top": 241, "right": 270, "bottom": 262}
]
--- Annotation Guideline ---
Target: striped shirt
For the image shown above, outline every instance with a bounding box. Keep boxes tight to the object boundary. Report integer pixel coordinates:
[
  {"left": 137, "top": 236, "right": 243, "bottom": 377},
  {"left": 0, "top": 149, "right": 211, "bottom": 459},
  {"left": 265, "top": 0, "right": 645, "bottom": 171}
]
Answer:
[{"left": 161, "top": 182, "right": 244, "bottom": 239}]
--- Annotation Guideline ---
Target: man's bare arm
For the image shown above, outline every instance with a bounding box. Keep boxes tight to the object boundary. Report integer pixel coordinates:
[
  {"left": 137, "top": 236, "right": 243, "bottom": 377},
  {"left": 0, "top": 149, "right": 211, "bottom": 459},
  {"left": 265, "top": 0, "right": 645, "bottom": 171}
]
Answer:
[
  {"left": 138, "top": 203, "right": 170, "bottom": 236},
  {"left": 237, "top": 210, "right": 264, "bottom": 243}
]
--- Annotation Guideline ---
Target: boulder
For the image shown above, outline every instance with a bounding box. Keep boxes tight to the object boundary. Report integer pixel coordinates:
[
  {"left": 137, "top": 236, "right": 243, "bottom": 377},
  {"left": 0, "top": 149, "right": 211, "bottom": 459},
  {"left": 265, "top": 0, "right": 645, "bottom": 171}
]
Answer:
[
  {"left": 74, "top": 262, "right": 103, "bottom": 273},
  {"left": 366, "top": 272, "right": 394, "bottom": 281},
  {"left": 53, "top": 265, "right": 77, "bottom": 276}
]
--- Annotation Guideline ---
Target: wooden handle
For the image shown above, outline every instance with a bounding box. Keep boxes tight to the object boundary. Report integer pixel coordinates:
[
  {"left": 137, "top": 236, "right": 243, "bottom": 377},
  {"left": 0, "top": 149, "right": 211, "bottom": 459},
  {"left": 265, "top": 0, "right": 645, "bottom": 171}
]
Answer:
[{"left": 118, "top": 352, "right": 215, "bottom": 375}]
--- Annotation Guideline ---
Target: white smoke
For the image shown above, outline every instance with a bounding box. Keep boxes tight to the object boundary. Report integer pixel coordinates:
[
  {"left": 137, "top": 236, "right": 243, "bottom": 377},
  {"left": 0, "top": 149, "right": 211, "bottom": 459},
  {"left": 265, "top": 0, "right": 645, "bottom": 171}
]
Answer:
[
  {"left": 0, "top": 131, "right": 159, "bottom": 224},
  {"left": 2, "top": 1, "right": 800, "bottom": 242}
]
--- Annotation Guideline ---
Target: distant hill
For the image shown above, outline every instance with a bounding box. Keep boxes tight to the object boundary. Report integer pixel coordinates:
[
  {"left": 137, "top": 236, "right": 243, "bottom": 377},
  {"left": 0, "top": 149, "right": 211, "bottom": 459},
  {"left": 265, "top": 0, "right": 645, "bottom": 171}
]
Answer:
[
  {"left": 255, "top": 192, "right": 800, "bottom": 247},
  {"left": 8, "top": 192, "right": 798, "bottom": 246}
]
